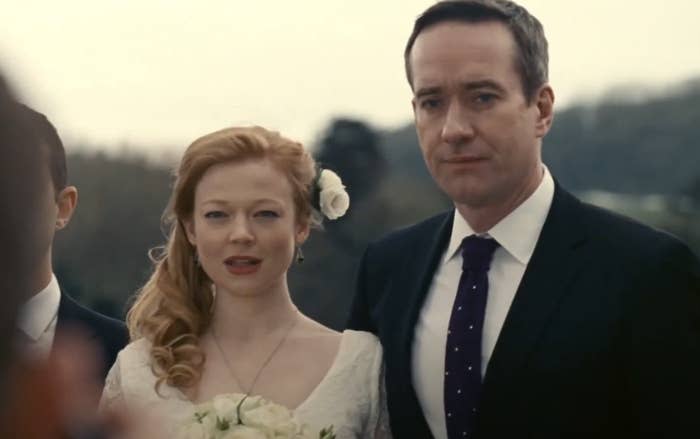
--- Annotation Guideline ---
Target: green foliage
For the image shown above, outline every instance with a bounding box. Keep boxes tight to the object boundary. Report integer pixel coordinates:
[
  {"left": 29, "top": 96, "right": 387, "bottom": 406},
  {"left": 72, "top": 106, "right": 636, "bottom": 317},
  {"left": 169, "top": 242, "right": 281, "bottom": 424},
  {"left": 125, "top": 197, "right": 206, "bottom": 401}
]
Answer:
[
  {"left": 319, "top": 425, "right": 336, "bottom": 439},
  {"left": 543, "top": 79, "right": 700, "bottom": 195},
  {"left": 54, "top": 151, "right": 172, "bottom": 318},
  {"left": 54, "top": 79, "right": 700, "bottom": 325}
]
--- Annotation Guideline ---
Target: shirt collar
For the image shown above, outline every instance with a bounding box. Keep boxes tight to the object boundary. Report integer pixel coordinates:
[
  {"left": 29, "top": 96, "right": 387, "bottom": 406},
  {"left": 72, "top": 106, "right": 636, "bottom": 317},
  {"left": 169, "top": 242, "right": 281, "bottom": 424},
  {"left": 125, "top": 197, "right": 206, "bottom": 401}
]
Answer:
[
  {"left": 17, "top": 273, "right": 61, "bottom": 341},
  {"left": 444, "top": 166, "right": 555, "bottom": 265}
]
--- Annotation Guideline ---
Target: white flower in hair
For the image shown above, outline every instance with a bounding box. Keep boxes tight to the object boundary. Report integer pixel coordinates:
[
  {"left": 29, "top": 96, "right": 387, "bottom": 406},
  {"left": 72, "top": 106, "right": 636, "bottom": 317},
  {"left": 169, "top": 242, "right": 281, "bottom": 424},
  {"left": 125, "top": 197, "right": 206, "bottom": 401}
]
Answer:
[{"left": 317, "top": 169, "right": 350, "bottom": 220}]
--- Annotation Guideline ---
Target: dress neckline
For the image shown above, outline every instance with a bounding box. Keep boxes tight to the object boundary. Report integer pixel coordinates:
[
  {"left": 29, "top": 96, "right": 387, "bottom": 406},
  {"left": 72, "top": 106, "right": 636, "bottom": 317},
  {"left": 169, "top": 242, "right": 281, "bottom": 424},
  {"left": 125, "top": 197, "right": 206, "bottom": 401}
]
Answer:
[{"left": 169, "top": 329, "right": 353, "bottom": 412}]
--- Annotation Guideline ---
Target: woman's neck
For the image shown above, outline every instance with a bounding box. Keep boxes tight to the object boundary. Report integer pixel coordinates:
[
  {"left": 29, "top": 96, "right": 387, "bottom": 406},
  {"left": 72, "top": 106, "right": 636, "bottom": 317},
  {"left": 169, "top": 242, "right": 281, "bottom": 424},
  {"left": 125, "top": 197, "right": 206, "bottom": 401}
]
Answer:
[{"left": 208, "top": 283, "right": 298, "bottom": 343}]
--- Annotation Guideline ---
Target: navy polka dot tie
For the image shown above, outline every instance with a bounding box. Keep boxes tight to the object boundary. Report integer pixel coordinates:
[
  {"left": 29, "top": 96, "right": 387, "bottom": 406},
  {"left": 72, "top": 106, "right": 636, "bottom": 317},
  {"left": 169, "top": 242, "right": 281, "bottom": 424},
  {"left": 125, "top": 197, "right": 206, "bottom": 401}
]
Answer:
[{"left": 444, "top": 235, "right": 499, "bottom": 439}]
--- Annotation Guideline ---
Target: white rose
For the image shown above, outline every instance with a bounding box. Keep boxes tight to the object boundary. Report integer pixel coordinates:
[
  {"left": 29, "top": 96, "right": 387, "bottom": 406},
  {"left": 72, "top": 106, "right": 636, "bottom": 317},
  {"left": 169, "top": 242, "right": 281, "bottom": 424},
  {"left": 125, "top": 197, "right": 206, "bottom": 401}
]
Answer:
[
  {"left": 240, "top": 402, "right": 298, "bottom": 437},
  {"left": 317, "top": 169, "right": 350, "bottom": 220},
  {"left": 219, "top": 425, "right": 271, "bottom": 439},
  {"left": 212, "top": 394, "right": 246, "bottom": 424},
  {"left": 175, "top": 421, "right": 208, "bottom": 439},
  {"left": 317, "top": 168, "right": 343, "bottom": 188},
  {"left": 238, "top": 394, "right": 264, "bottom": 411}
]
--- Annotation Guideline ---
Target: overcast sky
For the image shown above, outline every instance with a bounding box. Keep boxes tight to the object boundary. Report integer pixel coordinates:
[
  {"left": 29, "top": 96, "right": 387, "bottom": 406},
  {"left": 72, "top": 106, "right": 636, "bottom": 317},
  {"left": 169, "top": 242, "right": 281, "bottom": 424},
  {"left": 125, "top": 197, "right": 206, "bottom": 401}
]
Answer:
[{"left": 2, "top": 0, "right": 699, "bottom": 155}]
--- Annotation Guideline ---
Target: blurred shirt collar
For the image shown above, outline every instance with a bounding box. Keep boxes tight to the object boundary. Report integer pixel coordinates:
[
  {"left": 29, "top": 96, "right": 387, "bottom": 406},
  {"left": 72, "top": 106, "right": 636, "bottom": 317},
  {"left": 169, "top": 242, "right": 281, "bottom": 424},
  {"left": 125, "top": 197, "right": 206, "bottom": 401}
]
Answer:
[{"left": 17, "top": 273, "right": 61, "bottom": 341}]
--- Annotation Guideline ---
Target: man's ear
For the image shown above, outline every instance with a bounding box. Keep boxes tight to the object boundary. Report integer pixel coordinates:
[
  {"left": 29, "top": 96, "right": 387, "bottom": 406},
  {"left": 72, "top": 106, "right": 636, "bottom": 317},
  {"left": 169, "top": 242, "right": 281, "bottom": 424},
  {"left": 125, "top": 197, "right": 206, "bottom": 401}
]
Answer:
[
  {"left": 534, "top": 84, "right": 555, "bottom": 138},
  {"left": 55, "top": 186, "right": 78, "bottom": 230}
]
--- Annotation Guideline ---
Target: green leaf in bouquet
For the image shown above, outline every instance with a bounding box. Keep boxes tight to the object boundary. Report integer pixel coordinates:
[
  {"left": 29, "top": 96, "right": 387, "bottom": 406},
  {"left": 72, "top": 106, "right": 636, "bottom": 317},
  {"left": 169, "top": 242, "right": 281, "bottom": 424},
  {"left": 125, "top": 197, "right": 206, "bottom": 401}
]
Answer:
[
  {"left": 319, "top": 425, "right": 336, "bottom": 439},
  {"left": 216, "top": 416, "right": 231, "bottom": 431}
]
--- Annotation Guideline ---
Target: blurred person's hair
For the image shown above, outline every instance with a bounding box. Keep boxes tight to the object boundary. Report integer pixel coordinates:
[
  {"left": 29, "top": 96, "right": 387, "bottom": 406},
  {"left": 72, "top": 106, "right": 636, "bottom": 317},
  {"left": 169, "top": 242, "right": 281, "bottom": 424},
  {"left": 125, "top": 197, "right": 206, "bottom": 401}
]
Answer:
[
  {"left": 404, "top": 0, "right": 549, "bottom": 103},
  {"left": 16, "top": 105, "right": 68, "bottom": 194},
  {"left": 126, "top": 126, "right": 319, "bottom": 391}
]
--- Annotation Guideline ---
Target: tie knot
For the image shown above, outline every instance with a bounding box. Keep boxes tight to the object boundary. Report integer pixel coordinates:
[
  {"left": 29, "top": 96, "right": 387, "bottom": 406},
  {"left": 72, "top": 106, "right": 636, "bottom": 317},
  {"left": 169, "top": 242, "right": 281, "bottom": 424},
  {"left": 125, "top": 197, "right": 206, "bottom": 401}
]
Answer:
[{"left": 461, "top": 235, "right": 499, "bottom": 272}]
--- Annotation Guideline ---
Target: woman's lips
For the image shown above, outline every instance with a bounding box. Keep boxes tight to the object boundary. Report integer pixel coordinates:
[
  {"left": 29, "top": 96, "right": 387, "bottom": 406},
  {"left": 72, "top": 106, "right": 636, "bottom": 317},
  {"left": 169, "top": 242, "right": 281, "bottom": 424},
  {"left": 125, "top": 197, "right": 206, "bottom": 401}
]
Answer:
[{"left": 224, "top": 256, "right": 262, "bottom": 275}]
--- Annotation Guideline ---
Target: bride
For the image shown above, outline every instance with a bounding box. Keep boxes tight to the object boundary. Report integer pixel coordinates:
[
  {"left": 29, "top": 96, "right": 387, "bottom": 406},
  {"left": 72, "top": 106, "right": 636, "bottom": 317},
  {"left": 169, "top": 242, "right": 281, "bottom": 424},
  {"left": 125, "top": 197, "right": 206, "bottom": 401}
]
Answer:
[{"left": 100, "top": 126, "right": 390, "bottom": 438}]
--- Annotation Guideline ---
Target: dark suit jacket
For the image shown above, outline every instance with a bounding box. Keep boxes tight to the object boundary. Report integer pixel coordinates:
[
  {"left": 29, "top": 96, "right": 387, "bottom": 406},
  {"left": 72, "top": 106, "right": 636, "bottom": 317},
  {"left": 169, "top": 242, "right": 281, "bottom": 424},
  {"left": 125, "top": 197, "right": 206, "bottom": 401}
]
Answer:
[
  {"left": 348, "top": 185, "right": 700, "bottom": 438},
  {"left": 56, "top": 292, "right": 129, "bottom": 383}
]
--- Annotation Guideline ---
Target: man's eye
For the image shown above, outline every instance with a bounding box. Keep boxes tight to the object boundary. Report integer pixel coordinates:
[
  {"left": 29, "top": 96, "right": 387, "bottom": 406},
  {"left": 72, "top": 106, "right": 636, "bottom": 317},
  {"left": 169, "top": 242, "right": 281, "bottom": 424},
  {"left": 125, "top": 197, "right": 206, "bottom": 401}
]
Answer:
[
  {"left": 204, "top": 211, "right": 227, "bottom": 219},
  {"left": 475, "top": 93, "right": 497, "bottom": 104},
  {"left": 420, "top": 98, "right": 441, "bottom": 110}
]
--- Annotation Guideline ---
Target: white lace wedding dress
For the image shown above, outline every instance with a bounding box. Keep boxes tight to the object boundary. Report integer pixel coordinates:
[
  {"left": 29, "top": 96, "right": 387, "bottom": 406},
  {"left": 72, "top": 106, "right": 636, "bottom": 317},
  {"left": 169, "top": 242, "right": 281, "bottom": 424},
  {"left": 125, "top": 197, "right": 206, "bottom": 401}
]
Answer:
[{"left": 100, "top": 330, "right": 391, "bottom": 438}]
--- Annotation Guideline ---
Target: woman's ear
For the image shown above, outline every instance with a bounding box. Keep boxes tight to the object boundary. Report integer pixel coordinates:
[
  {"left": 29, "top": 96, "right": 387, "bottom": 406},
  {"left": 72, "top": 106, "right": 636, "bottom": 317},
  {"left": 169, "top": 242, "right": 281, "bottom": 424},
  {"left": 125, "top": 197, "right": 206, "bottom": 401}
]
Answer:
[
  {"left": 183, "top": 218, "right": 197, "bottom": 245},
  {"left": 296, "top": 220, "right": 310, "bottom": 245}
]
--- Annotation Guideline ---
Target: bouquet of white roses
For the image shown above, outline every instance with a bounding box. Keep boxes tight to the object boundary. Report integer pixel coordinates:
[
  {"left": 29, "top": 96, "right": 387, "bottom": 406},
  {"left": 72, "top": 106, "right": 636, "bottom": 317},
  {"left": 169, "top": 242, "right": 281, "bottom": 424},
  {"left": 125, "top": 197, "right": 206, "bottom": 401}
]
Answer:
[{"left": 177, "top": 393, "right": 336, "bottom": 439}]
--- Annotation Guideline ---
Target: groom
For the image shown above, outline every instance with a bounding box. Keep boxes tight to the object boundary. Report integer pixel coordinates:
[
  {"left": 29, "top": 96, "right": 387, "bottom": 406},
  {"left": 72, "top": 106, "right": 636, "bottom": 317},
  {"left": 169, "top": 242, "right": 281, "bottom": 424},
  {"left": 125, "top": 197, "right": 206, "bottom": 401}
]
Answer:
[{"left": 348, "top": 1, "right": 700, "bottom": 438}]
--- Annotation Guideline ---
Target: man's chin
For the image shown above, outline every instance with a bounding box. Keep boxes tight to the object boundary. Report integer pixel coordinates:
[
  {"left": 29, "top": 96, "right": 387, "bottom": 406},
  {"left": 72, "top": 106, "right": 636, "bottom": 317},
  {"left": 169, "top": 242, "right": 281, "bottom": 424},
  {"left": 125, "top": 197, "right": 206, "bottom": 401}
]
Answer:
[
  {"left": 452, "top": 196, "right": 492, "bottom": 211},
  {"left": 441, "top": 183, "right": 493, "bottom": 209}
]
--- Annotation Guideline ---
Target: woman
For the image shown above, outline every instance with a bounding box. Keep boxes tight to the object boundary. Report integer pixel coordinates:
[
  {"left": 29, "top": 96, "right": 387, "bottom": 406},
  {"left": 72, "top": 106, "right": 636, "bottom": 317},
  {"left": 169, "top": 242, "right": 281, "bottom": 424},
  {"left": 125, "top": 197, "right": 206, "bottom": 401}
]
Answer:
[{"left": 100, "top": 126, "right": 390, "bottom": 438}]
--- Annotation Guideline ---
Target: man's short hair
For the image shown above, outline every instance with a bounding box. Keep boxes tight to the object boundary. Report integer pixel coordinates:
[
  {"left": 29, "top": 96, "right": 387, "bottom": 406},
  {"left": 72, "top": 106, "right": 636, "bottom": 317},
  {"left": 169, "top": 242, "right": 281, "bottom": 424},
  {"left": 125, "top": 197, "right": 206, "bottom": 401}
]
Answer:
[
  {"left": 404, "top": 0, "right": 549, "bottom": 103},
  {"left": 17, "top": 105, "right": 68, "bottom": 193}
]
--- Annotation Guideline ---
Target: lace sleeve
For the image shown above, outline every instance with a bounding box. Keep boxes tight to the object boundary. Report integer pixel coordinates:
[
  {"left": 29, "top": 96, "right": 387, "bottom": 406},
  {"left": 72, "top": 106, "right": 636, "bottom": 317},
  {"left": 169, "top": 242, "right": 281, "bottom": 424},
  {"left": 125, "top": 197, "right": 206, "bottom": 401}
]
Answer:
[
  {"left": 368, "top": 338, "right": 393, "bottom": 439},
  {"left": 98, "top": 354, "right": 125, "bottom": 413},
  {"left": 372, "top": 364, "right": 393, "bottom": 439}
]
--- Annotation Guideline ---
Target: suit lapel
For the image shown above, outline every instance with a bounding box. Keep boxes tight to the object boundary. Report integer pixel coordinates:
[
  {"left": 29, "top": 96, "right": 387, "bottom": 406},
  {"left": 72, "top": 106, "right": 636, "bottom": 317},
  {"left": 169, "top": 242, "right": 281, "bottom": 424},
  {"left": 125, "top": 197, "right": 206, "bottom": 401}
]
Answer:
[
  {"left": 56, "top": 291, "right": 79, "bottom": 331},
  {"left": 398, "top": 212, "right": 454, "bottom": 365},
  {"left": 480, "top": 186, "right": 590, "bottom": 413},
  {"left": 386, "top": 212, "right": 453, "bottom": 437},
  {"left": 56, "top": 291, "right": 97, "bottom": 340}
]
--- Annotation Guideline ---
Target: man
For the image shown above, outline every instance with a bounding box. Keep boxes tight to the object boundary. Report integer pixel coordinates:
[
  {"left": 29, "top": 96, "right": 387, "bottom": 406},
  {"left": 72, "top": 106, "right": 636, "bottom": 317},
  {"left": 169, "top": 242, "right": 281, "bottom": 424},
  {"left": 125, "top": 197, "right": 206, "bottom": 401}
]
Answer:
[
  {"left": 1, "top": 79, "right": 153, "bottom": 437},
  {"left": 15, "top": 105, "right": 128, "bottom": 382},
  {"left": 348, "top": 1, "right": 700, "bottom": 438},
  {"left": 0, "top": 75, "right": 41, "bottom": 406}
]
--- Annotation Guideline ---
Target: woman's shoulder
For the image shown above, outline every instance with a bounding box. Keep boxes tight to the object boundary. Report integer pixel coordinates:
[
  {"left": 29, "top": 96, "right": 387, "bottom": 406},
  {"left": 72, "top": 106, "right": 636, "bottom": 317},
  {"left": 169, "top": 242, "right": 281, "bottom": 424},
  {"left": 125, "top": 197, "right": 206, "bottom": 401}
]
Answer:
[
  {"left": 115, "top": 337, "right": 153, "bottom": 367},
  {"left": 110, "top": 337, "right": 155, "bottom": 386},
  {"left": 112, "top": 337, "right": 192, "bottom": 406},
  {"left": 105, "top": 338, "right": 194, "bottom": 431},
  {"left": 339, "top": 330, "right": 382, "bottom": 357},
  {"left": 326, "top": 330, "right": 383, "bottom": 379}
]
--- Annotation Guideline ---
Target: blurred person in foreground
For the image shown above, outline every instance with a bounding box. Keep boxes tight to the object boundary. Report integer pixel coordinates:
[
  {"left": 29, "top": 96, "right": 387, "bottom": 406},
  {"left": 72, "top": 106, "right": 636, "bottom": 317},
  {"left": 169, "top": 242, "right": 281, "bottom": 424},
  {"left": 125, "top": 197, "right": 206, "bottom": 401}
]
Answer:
[
  {"left": 0, "top": 79, "right": 118, "bottom": 437},
  {"left": 0, "top": 74, "right": 43, "bottom": 410},
  {"left": 101, "top": 126, "right": 390, "bottom": 438},
  {"left": 13, "top": 105, "right": 128, "bottom": 383},
  {"left": 347, "top": 1, "right": 700, "bottom": 438}
]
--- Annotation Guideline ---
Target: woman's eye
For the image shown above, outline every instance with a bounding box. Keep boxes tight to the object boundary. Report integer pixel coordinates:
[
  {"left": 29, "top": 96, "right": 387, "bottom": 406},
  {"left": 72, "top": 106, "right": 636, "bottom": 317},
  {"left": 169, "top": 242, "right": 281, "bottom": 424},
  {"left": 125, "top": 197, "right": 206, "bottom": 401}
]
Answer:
[
  {"left": 256, "top": 210, "right": 279, "bottom": 218},
  {"left": 204, "top": 211, "right": 227, "bottom": 219}
]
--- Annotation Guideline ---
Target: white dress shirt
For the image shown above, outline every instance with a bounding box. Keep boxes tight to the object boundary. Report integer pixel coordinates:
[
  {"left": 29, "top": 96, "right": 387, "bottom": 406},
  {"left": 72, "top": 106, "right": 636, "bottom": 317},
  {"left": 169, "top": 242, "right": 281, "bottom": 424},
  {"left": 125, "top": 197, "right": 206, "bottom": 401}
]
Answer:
[
  {"left": 412, "top": 168, "right": 555, "bottom": 439},
  {"left": 17, "top": 273, "right": 61, "bottom": 359}
]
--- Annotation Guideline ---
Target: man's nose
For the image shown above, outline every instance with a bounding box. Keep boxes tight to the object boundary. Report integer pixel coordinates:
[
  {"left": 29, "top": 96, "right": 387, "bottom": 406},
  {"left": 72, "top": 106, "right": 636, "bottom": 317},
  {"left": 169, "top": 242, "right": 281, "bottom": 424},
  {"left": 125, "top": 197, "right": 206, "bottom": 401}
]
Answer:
[{"left": 441, "top": 100, "right": 475, "bottom": 146}]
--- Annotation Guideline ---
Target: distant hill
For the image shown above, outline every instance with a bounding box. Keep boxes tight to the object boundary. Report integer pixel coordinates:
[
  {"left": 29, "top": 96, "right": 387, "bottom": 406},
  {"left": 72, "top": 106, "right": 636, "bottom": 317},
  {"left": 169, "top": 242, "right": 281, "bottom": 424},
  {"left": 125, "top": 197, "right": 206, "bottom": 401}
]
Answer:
[
  {"left": 55, "top": 77, "right": 700, "bottom": 326},
  {"left": 54, "top": 152, "right": 172, "bottom": 318},
  {"left": 379, "top": 78, "right": 700, "bottom": 197},
  {"left": 544, "top": 79, "right": 700, "bottom": 195}
]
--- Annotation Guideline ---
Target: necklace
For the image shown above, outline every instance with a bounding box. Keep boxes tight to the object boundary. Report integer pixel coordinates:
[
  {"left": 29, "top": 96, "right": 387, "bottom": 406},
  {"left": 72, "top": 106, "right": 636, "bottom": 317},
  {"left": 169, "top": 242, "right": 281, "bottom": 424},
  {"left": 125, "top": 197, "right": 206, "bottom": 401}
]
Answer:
[{"left": 210, "top": 309, "right": 300, "bottom": 399}]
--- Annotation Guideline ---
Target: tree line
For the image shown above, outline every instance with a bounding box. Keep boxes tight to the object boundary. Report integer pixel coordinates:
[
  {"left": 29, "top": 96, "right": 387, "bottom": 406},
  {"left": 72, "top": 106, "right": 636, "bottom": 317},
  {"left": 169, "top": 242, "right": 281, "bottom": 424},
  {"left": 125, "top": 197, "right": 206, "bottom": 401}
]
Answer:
[{"left": 54, "top": 78, "right": 700, "bottom": 329}]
